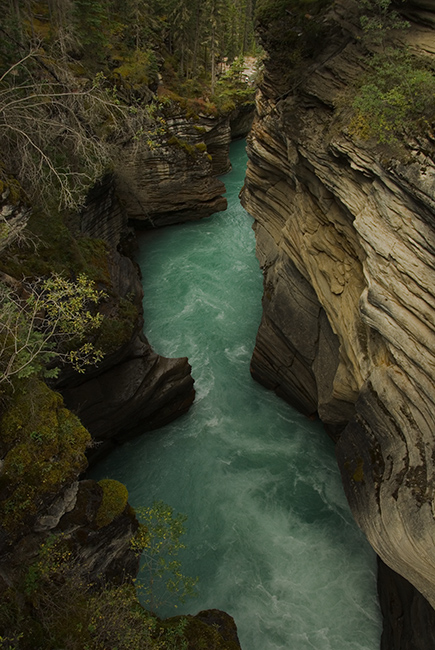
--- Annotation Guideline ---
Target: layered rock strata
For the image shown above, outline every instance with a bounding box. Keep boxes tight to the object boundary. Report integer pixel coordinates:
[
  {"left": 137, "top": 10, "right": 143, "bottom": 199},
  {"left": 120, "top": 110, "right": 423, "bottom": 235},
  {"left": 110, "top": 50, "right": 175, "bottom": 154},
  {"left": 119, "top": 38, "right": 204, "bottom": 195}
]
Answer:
[
  {"left": 59, "top": 183, "right": 195, "bottom": 458},
  {"left": 115, "top": 120, "right": 227, "bottom": 228},
  {"left": 242, "top": 0, "right": 435, "bottom": 632},
  {"left": 114, "top": 107, "right": 254, "bottom": 228},
  {"left": 68, "top": 108, "right": 256, "bottom": 452}
]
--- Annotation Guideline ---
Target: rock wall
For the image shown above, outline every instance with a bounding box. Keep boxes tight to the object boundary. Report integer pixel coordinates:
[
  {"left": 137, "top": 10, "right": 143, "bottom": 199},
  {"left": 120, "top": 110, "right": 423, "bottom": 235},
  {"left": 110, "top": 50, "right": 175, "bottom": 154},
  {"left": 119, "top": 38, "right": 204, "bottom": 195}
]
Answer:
[
  {"left": 115, "top": 116, "right": 227, "bottom": 228},
  {"left": 58, "top": 174, "right": 195, "bottom": 460},
  {"left": 58, "top": 248, "right": 195, "bottom": 460},
  {"left": 0, "top": 479, "right": 139, "bottom": 593},
  {"left": 241, "top": 0, "right": 435, "bottom": 640},
  {"left": 0, "top": 78, "right": 250, "bottom": 649},
  {"left": 114, "top": 107, "right": 254, "bottom": 228},
  {"left": 67, "top": 108, "right": 257, "bottom": 455}
]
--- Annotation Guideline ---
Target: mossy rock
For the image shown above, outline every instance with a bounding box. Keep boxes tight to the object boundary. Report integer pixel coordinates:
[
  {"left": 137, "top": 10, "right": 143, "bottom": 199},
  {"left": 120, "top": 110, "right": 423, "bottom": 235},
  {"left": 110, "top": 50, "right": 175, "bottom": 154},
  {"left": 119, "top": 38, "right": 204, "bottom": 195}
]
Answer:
[
  {"left": 164, "top": 610, "right": 241, "bottom": 650},
  {"left": 95, "top": 479, "right": 129, "bottom": 528},
  {"left": 0, "top": 378, "right": 90, "bottom": 531},
  {"left": 168, "top": 135, "right": 199, "bottom": 158},
  {"left": 195, "top": 142, "right": 207, "bottom": 154},
  {"left": 0, "top": 204, "right": 110, "bottom": 285},
  {"left": 0, "top": 166, "right": 25, "bottom": 205},
  {"left": 95, "top": 295, "right": 139, "bottom": 354}
]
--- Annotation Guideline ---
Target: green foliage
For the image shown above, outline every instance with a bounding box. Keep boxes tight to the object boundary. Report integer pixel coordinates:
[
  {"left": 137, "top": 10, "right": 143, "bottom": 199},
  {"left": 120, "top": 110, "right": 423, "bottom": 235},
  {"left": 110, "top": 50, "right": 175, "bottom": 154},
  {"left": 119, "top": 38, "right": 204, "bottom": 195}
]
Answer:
[
  {"left": 254, "top": 0, "right": 333, "bottom": 89},
  {"left": 85, "top": 584, "right": 189, "bottom": 650},
  {"left": 358, "top": 0, "right": 410, "bottom": 44},
  {"left": 167, "top": 135, "right": 208, "bottom": 158},
  {"left": 73, "top": 0, "right": 110, "bottom": 57},
  {"left": 0, "top": 205, "right": 111, "bottom": 283},
  {"left": 212, "top": 56, "right": 256, "bottom": 113},
  {"left": 96, "top": 479, "right": 129, "bottom": 527},
  {"left": 351, "top": 49, "right": 435, "bottom": 143},
  {"left": 0, "top": 379, "right": 90, "bottom": 530},
  {"left": 0, "top": 0, "right": 257, "bottom": 171},
  {"left": 168, "top": 613, "right": 241, "bottom": 650},
  {"left": 95, "top": 294, "right": 139, "bottom": 354},
  {"left": 113, "top": 49, "right": 159, "bottom": 95},
  {"left": 0, "top": 273, "right": 106, "bottom": 386},
  {"left": 0, "top": 532, "right": 190, "bottom": 650},
  {"left": 349, "top": 0, "right": 435, "bottom": 143},
  {"left": 255, "top": 0, "right": 293, "bottom": 23},
  {"left": 255, "top": 0, "right": 332, "bottom": 25},
  {"left": 133, "top": 500, "right": 198, "bottom": 614}
]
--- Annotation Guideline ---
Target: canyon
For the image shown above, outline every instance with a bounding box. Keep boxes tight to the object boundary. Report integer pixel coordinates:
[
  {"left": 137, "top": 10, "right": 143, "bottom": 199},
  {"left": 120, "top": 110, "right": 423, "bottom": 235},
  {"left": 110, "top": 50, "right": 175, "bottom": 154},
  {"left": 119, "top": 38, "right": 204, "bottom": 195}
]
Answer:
[
  {"left": 0, "top": 103, "right": 248, "bottom": 648},
  {"left": 2, "top": 0, "right": 435, "bottom": 643}
]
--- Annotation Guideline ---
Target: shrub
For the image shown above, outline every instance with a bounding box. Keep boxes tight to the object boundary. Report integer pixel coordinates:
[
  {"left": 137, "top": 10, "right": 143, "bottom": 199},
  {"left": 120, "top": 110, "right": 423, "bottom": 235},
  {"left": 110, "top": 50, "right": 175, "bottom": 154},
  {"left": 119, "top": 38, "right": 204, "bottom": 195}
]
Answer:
[
  {"left": 133, "top": 500, "right": 198, "bottom": 614},
  {"left": 0, "top": 379, "right": 90, "bottom": 531},
  {"left": 0, "top": 273, "right": 106, "bottom": 387},
  {"left": 1, "top": 533, "right": 190, "bottom": 650},
  {"left": 96, "top": 479, "right": 129, "bottom": 528},
  {"left": 351, "top": 49, "right": 435, "bottom": 143},
  {"left": 112, "top": 49, "right": 159, "bottom": 94}
]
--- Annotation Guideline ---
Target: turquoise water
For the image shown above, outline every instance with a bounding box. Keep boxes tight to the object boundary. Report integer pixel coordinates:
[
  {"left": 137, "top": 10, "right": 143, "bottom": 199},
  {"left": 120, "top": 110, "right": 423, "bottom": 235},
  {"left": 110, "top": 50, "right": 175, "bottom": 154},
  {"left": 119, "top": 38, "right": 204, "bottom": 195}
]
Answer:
[{"left": 90, "top": 139, "right": 381, "bottom": 650}]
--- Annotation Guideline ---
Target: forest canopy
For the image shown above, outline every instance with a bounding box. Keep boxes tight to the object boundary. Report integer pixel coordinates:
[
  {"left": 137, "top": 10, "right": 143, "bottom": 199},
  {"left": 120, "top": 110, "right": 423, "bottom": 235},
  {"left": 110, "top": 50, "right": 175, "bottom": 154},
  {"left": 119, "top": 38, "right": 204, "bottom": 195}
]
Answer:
[
  {"left": 0, "top": 0, "right": 259, "bottom": 214},
  {"left": 0, "top": 0, "right": 258, "bottom": 97}
]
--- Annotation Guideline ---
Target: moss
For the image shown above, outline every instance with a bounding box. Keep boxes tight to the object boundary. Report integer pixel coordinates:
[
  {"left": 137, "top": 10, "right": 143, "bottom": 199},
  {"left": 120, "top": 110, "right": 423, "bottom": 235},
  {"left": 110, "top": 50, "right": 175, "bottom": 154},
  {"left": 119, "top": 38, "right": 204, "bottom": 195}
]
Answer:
[
  {"left": 163, "top": 613, "right": 241, "bottom": 650},
  {"left": 0, "top": 203, "right": 111, "bottom": 286},
  {"left": 96, "top": 479, "right": 129, "bottom": 528},
  {"left": 95, "top": 296, "right": 139, "bottom": 354},
  {"left": 168, "top": 135, "right": 199, "bottom": 158},
  {"left": 0, "top": 167, "right": 25, "bottom": 205},
  {"left": 0, "top": 208, "right": 81, "bottom": 278},
  {"left": 255, "top": 0, "right": 333, "bottom": 90},
  {"left": 112, "top": 49, "right": 159, "bottom": 92},
  {"left": 195, "top": 142, "right": 207, "bottom": 153},
  {"left": 76, "top": 237, "right": 111, "bottom": 285},
  {"left": 0, "top": 378, "right": 90, "bottom": 531}
]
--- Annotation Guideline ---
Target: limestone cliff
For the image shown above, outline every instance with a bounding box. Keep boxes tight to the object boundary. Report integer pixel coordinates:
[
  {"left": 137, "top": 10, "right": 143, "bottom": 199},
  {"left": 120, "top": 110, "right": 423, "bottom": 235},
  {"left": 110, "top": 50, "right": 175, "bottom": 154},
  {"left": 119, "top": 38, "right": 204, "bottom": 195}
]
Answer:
[{"left": 241, "top": 0, "right": 435, "bottom": 637}]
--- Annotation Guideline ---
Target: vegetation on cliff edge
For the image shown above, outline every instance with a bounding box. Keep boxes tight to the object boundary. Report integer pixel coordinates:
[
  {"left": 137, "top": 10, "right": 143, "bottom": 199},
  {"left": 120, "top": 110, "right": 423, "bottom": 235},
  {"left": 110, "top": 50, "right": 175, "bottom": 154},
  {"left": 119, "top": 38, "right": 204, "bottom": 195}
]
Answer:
[
  {"left": 0, "top": 501, "right": 202, "bottom": 650},
  {"left": 0, "top": 2, "right": 257, "bottom": 647},
  {"left": 347, "top": 0, "right": 435, "bottom": 144}
]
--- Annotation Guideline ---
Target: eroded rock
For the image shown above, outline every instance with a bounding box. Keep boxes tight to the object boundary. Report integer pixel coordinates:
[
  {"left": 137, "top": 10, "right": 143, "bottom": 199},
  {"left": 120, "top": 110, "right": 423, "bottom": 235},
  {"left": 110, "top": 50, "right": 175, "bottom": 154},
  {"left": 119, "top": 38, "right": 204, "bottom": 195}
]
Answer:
[{"left": 241, "top": 0, "right": 435, "bottom": 636}]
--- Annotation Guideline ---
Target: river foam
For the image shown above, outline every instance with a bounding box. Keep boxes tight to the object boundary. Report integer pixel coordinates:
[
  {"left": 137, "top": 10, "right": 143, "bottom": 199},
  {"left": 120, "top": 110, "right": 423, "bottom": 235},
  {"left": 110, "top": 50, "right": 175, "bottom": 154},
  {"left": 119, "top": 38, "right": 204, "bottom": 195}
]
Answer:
[{"left": 90, "top": 139, "right": 381, "bottom": 650}]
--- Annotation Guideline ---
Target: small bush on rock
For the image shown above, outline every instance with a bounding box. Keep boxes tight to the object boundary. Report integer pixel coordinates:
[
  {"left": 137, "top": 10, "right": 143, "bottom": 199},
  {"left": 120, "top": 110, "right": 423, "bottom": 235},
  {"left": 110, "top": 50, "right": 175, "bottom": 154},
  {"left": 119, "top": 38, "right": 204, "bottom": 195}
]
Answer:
[{"left": 96, "top": 479, "right": 129, "bottom": 528}]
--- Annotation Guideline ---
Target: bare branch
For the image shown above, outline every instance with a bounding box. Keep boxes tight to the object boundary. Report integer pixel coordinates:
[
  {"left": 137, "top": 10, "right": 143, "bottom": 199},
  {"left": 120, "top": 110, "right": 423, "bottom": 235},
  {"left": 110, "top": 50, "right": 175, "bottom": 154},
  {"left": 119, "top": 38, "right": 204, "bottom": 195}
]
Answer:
[
  {"left": 0, "top": 47, "right": 154, "bottom": 212},
  {"left": 0, "top": 49, "right": 38, "bottom": 84}
]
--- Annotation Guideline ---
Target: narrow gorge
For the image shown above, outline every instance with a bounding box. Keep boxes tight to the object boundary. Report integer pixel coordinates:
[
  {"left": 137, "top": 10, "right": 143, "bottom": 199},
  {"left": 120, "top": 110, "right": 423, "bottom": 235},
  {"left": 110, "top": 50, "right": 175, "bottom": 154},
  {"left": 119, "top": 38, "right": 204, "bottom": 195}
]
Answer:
[
  {"left": 1, "top": 0, "right": 435, "bottom": 646},
  {"left": 90, "top": 139, "right": 382, "bottom": 650}
]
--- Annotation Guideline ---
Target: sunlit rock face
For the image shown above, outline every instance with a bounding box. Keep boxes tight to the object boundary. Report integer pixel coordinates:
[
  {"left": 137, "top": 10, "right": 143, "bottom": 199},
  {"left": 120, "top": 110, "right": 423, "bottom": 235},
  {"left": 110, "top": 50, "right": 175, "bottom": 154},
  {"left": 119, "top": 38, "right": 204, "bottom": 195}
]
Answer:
[{"left": 241, "top": 0, "right": 435, "bottom": 627}]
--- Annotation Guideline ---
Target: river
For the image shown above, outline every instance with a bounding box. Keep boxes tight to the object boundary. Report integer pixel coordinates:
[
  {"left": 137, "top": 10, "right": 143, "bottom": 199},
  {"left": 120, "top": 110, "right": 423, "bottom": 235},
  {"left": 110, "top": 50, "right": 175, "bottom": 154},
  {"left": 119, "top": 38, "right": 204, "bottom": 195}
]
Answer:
[{"left": 90, "top": 139, "right": 381, "bottom": 650}]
